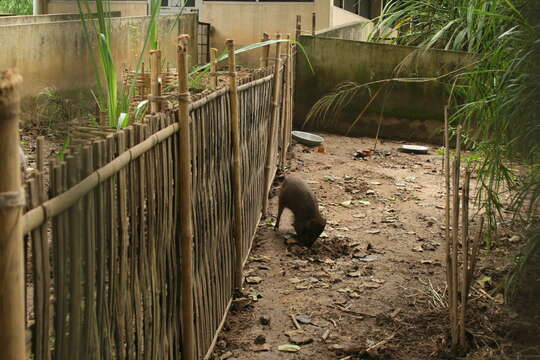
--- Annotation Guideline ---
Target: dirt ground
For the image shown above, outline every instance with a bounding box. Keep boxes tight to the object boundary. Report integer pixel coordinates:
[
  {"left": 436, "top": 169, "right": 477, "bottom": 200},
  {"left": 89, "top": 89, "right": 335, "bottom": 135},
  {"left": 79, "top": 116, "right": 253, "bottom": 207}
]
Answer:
[{"left": 210, "top": 133, "right": 540, "bottom": 360}]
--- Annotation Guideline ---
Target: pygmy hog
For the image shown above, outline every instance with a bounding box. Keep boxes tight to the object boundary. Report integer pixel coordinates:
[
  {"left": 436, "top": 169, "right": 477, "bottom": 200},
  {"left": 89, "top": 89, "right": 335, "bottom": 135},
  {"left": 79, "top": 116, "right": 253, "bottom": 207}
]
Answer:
[{"left": 275, "top": 176, "right": 326, "bottom": 246}]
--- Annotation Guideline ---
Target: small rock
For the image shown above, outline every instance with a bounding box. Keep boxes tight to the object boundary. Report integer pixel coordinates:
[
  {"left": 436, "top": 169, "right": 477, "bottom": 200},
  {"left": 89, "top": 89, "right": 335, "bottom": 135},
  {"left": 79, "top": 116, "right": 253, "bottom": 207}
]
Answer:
[
  {"left": 220, "top": 351, "right": 234, "bottom": 360},
  {"left": 254, "top": 334, "right": 266, "bottom": 345},
  {"left": 366, "top": 190, "right": 376, "bottom": 195},
  {"left": 246, "top": 276, "right": 263, "bottom": 284},
  {"left": 286, "top": 330, "right": 314, "bottom": 345},
  {"left": 366, "top": 229, "right": 381, "bottom": 234},
  {"left": 509, "top": 235, "right": 521, "bottom": 243},
  {"left": 412, "top": 245, "right": 424, "bottom": 252},
  {"left": 295, "top": 315, "right": 312, "bottom": 324},
  {"left": 252, "top": 343, "right": 271, "bottom": 352},
  {"left": 359, "top": 255, "right": 377, "bottom": 262},
  {"left": 259, "top": 315, "right": 271, "bottom": 326},
  {"left": 278, "top": 344, "right": 301, "bottom": 352}
]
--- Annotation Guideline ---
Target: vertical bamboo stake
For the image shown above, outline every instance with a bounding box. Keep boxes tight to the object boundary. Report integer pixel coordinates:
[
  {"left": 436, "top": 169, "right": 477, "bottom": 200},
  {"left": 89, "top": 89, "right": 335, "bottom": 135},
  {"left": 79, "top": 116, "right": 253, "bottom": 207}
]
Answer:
[
  {"left": 280, "top": 35, "right": 292, "bottom": 170},
  {"left": 459, "top": 167, "right": 471, "bottom": 348},
  {"left": 451, "top": 126, "right": 462, "bottom": 351},
  {"left": 210, "top": 48, "right": 218, "bottom": 90},
  {"left": 296, "top": 15, "right": 302, "bottom": 41},
  {"left": 0, "top": 70, "right": 25, "bottom": 360},
  {"left": 150, "top": 49, "right": 162, "bottom": 113},
  {"left": 444, "top": 106, "right": 454, "bottom": 329},
  {"left": 262, "top": 33, "right": 270, "bottom": 68},
  {"left": 226, "top": 39, "right": 245, "bottom": 291},
  {"left": 262, "top": 34, "right": 283, "bottom": 217},
  {"left": 312, "top": 12, "right": 316, "bottom": 35},
  {"left": 467, "top": 216, "right": 484, "bottom": 296},
  {"left": 177, "top": 34, "right": 195, "bottom": 360}
]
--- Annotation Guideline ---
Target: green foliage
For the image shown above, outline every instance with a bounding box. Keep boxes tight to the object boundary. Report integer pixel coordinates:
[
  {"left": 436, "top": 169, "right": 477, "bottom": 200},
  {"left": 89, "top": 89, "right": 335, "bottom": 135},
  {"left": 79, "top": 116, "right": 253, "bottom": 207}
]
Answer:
[{"left": 0, "top": 0, "right": 32, "bottom": 14}]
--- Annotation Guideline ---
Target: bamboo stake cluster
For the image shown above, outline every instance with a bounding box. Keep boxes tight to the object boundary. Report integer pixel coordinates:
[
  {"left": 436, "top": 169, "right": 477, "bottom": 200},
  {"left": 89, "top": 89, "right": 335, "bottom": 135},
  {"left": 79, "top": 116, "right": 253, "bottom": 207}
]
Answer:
[{"left": 444, "top": 116, "right": 485, "bottom": 353}]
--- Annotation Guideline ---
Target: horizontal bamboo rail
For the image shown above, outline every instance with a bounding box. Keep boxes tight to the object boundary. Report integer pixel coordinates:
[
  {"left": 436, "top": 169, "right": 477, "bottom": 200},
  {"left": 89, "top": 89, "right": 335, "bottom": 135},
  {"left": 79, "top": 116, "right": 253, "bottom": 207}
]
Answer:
[{"left": 22, "top": 123, "right": 179, "bottom": 234}]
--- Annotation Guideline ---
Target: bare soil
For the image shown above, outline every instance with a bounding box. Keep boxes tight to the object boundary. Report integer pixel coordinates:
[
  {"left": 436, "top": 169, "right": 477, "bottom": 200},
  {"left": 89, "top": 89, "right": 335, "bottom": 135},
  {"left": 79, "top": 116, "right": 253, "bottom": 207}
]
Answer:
[{"left": 210, "top": 133, "right": 540, "bottom": 360}]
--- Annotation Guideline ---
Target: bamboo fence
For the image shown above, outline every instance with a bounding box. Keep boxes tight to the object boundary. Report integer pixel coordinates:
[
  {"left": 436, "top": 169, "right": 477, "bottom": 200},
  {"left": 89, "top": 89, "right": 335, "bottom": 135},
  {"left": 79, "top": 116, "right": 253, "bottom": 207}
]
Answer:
[{"left": 12, "top": 35, "right": 297, "bottom": 360}]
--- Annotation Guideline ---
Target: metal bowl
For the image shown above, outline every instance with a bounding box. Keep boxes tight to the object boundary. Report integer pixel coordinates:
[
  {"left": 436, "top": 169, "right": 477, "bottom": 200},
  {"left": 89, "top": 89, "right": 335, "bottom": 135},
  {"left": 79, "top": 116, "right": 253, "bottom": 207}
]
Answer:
[
  {"left": 291, "top": 131, "right": 324, "bottom": 147},
  {"left": 398, "top": 145, "right": 430, "bottom": 154}
]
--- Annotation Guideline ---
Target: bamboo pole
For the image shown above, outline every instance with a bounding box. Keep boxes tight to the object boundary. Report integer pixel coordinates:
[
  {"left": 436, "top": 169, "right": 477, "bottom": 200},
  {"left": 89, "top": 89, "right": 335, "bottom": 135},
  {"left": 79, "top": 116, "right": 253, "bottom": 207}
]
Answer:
[
  {"left": 280, "top": 35, "right": 292, "bottom": 170},
  {"left": 466, "top": 216, "right": 484, "bottom": 296},
  {"left": 312, "top": 12, "right": 316, "bottom": 35},
  {"left": 226, "top": 39, "right": 245, "bottom": 291},
  {"left": 459, "top": 167, "right": 471, "bottom": 348},
  {"left": 262, "top": 34, "right": 283, "bottom": 217},
  {"left": 262, "top": 33, "right": 271, "bottom": 68},
  {"left": 177, "top": 34, "right": 196, "bottom": 360},
  {"left": 296, "top": 15, "right": 302, "bottom": 41},
  {"left": 444, "top": 106, "right": 454, "bottom": 331},
  {"left": 150, "top": 49, "right": 162, "bottom": 113},
  {"left": 210, "top": 48, "right": 218, "bottom": 90},
  {"left": 0, "top": 69, "right": 26, "bottom": 360},
  {"left": 451, "top": 126, "right": 462, "bottom": 351}
]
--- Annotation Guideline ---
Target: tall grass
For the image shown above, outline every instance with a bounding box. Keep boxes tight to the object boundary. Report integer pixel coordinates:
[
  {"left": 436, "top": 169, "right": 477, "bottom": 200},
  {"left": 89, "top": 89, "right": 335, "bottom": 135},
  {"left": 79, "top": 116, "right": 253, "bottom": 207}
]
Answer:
[{"left": 0, "top": 0, "right": 32, "bottom": 15}]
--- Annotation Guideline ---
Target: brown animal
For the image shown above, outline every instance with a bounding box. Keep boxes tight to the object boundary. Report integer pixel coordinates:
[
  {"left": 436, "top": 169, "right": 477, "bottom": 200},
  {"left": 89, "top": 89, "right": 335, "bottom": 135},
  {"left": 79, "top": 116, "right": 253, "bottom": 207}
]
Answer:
[{"left": 275, "top": 176, "right": 326, "bottom": 246}]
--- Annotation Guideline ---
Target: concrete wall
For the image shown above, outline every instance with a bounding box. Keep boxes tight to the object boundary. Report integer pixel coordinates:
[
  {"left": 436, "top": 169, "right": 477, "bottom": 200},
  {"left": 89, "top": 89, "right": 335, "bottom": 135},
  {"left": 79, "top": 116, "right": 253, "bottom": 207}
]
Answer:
[
  {"left": 200, "top": 0, "right": 362, "bottom": 66},
  {"left": 0, "top": 12, "right": 121, "bottom": 25},
  {"left": 47, "top": 1, "right": 148, "bottom": 17},
  {"left": 0, "top": 14, "right": 198, "bottom": 98},
  {"left": 200, "top": 1, "right": 315, "bottom": 65},
  {"left": 295, "top": 36, "right": 472, "bottom": 143},
  {"left": 317, "top": 18, "right": 373, "bottom": 41},
  {"left": 331, "top": 6, "right": 365, "bottom": 27}
]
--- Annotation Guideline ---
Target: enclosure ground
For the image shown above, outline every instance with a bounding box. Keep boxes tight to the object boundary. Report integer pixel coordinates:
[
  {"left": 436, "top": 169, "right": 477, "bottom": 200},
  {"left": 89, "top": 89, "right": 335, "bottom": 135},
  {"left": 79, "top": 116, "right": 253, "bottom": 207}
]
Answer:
[{"left": 210, "top": 133, "right": 539, "bottom": 360}]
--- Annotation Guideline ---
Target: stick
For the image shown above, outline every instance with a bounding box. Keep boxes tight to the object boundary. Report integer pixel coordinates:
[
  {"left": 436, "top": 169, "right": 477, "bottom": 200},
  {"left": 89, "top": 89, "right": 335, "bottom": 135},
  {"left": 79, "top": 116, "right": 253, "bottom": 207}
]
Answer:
[
  {"left": 460, "top": 167, "right": 471, "bottom": 348},
  {"left": 295, "top": 15, "right": 302, "bottom": 41},
  {"left": 210, "top": 48, "right": 218, "bottom": 90},
  {"left": 280, "top": 34, "right": 292, "bottom": 170},
  {"left": 262, "top": 33, "right": 270, "bottom": 68},
  {"left": 150, "top": 50, "right": 162, "bottom": 113},
  {"left": 177, "top": 34, "right": 196, "bottom": 360},
  {"left": 451, "top": 126, "right": 461, "bottom": 350},
  {"left": 0, "top": 69, "right": 26, "bottom": 360},
  {"left": 262, "top": 33, "right": 283, "bottom": 217},
  {"left": 444, "top": 105, "right": 454, "bottom": 329},
  {"left": 466, "top": 216, "right": 484, "bottom": 297},
  {"left": 226, "top": 39, "right": 245, "bottom": 291},
  {"left": 290, "top": 315, "right": 302, "bottom": 330},
  {"left": 312, "top": 12, "right": 316, "bottom": 35}
]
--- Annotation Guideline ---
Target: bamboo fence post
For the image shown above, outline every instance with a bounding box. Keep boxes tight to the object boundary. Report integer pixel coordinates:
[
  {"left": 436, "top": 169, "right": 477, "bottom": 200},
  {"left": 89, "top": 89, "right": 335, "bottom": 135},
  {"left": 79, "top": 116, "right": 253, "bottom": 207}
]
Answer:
[
  {"left": 262, "top": 34, "right": 283, "bottom": 217},
  {"left": 312, "top": 12, "right": 316, "bottom": 35},
  {"left": 262, "top": 33, "right": 270, "bottom": 68},
  {"left": 177, "top": 34, "right": 196, "bottom": 360},
  {"left": 150, "top": 49, "right": 162, "bottom": 113},
  {"left": 210, "top": 48, "right": 218, "bottom": 90},
  {"left": 226, "top": 39, "right": 245, "bottom": 291},
  {"left": 296, "top": 15, "right": 302, "bottom": 41},
  {"left": 451, "top": 126, "right": 462, "bottom": 351},
  {"left": 0, "top": 69, "right": 26, "bottom": 360},
  {"left": 444, "top": 106, "right": 454, "bottom": 330},
  {"left": 459, "top": 167, "right": 471, "bottom": 348},
  {"left": 280, "top": 35, "right": 292, "bottom": 170}
]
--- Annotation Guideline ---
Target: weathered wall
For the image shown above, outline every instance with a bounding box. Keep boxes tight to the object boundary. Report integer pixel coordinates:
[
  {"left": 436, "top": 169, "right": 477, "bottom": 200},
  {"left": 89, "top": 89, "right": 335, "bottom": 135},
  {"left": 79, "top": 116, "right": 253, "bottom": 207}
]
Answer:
[
  {"left": 0, "top": 12, "right": 120, "bottom": 25},
  {"left": 200, "top": 0, "right": 363, "bottom": 66},
  {"left": 200, "top": 1, "right": 315, "bottom": 65},
  {"left": 295, "top": 36, "right": 471, "bottom": 143},
  {"left": 331, "top": 6, "right": 365, "bottom": 27},
  {"left": 47, "top": 1, "right": 148, "bottom": 17},
  {"left": 317, "top": 18, "right": 373, "bottom": 41},
  {"left": 0, "top": 14, "right": 198, "bottom": 98}
]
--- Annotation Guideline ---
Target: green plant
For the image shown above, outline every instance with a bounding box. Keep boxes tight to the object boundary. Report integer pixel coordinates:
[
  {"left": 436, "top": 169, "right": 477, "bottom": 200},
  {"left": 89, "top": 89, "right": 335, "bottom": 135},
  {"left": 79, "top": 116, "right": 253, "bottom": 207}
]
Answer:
[
  {"left": 54, "top": 136, "right": 71, "bottom": 161},
  {"left": 0, "top": 0, "right": 32, "bottom": 14}
]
